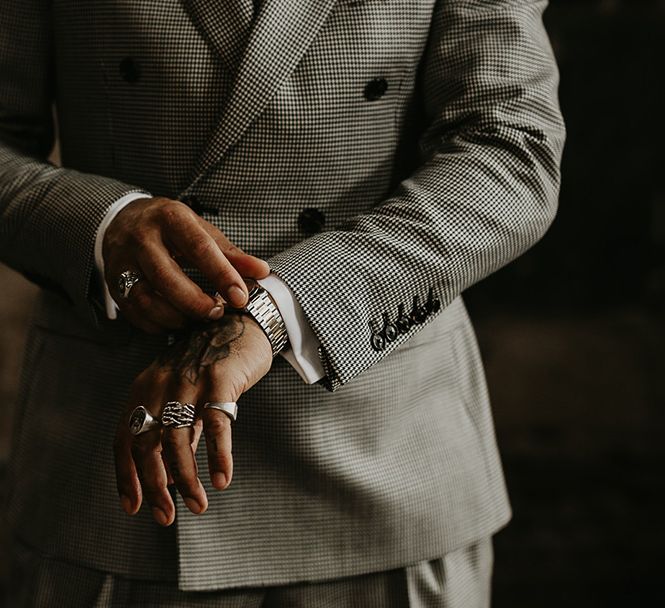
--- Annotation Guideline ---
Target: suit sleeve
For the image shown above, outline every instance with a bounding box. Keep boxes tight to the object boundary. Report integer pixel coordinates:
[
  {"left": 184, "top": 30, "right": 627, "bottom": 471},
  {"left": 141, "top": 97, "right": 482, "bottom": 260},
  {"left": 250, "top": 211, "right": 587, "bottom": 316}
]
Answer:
[
  {"left": 267, "top": 0, "right": 566, "bottom": 390},
  {"left": 0, "top": 0, "right": 145, "bottom": 324}
]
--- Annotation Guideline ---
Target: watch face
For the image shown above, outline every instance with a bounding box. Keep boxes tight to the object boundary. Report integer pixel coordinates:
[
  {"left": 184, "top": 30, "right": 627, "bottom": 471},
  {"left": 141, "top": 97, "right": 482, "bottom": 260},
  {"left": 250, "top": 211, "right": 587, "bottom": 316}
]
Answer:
[{"left": 129, "top": 406, "right": 147, "bottom": 435}]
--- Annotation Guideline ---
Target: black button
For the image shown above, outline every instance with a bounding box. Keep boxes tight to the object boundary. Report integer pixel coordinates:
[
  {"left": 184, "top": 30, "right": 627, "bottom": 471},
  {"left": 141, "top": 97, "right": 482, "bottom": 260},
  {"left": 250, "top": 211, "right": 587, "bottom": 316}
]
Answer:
[
  {"left": 179, "top": 194, "right": 219, "bottom": 216},
  {"left": 425, "top": 288, "right": 441, "bottom": 315},
  {"left": 410, "top": 295, "right": 428, "bottom": 325},
  {"left": 371, "top": 332, "right": 386, "bottom": 352},
  {"left": 364, "top": 78, "right": 388, "bottom": 101},
  {"left": 382, "top": 313, "right": 398, "bottom": 343},
  {"left": 179, "top": 194, "right": 202, "bottom": 214},
  {"left": 396, "top": 304, "right": 412, "bottom": 334},
  {"left": 298, "top": 208, "right": 326, "bottom": 235},
  {"left": 119, "top": 57, "right": 141, "bottom": 83}
]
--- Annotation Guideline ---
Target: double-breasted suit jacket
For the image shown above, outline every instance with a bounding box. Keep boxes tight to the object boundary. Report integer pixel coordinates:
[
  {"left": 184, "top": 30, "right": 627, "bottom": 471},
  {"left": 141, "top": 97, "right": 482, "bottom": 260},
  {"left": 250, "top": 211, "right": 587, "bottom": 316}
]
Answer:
[{"left": 0, "top": 0, "right": 564, "bottom": 592}]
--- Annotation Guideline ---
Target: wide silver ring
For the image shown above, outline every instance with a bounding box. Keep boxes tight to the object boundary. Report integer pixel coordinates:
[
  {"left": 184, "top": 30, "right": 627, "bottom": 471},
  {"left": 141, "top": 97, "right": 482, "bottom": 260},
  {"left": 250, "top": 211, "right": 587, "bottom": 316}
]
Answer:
[
  {"left": 118, "top": 270, "right": 142, "bottom": 299},
  {"left": 161, "top": 401, "right": 196, "bottom": 429},
  {"left": 128, "top": 405, "right": 161, "bottom": 436},
  {"left": 203, "top": 402, "right": 238, "bottom": 422}
]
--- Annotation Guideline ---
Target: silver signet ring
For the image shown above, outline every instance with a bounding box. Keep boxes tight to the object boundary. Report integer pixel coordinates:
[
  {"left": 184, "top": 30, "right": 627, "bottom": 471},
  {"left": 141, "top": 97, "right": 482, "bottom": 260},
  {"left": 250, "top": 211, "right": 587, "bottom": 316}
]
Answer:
[
  {"left": 129, "top": 405, "right": 161, "bottom": 436},
  {"left": 203, "top": 402, "right": 238, "bottom": 422}
]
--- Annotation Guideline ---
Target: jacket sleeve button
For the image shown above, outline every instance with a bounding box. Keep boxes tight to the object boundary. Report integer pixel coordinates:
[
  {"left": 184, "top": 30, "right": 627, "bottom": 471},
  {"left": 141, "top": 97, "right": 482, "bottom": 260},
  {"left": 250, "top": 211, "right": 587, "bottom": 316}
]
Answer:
[
  {"left": 179, "top": 194, "right": 203, "bottom": 214},
  {"left": 425, "top": 288, "right": 441, "bottom": 315},
  {"left": 382, "top": 313, "right": 398, "bottom": 343},
  {"left": 371, "top": 332, "right": 386, "bottom": 352},
  {"left": 364, "top": 77, "right": 388, "bottom": 101},
  {"left": 410, "top": 295, "right": 428, "bottom": 325},
  {"left": 396, "top": 304, "right": 412, "bottom": 334},
  {"left": 298, "top": 208, "right": 326, "bottom": 234}
]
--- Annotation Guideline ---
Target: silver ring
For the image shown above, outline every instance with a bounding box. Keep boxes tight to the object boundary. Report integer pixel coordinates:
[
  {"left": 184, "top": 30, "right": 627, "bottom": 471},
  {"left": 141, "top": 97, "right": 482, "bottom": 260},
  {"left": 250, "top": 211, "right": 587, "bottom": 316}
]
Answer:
[
  {"left": 162, "top": 401, "right": 196, "bottom": 429},
  {"left": 128, "top": 405, "right": 161, "bottom": 436},
  {"left": 203, "top": 402, "right": 238, "bottom": 422},
  {"left": 118, "top": 270, "right": 142, "bottom": 299}
]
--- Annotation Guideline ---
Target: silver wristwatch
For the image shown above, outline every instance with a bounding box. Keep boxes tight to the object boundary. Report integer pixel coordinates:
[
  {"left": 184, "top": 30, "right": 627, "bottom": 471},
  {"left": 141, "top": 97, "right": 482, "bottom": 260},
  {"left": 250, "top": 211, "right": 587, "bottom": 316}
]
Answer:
[{"left": 243, "top": 282, "right": 290, "bottom": 356}]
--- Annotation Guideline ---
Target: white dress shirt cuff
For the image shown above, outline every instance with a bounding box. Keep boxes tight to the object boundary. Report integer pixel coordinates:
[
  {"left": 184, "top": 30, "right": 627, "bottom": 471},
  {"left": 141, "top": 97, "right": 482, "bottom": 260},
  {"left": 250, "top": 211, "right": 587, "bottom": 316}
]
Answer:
[
  {"left": 94, "top": 192, "right": 152, "bottom": 320},
  {"left": 258, "top": 274, "right": 325, "bottom": 384}
]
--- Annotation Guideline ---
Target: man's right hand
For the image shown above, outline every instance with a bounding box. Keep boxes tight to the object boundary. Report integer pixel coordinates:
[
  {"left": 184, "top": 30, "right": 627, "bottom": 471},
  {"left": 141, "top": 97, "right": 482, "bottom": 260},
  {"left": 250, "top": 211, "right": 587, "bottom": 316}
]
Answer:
[{"left": 102, "top": 196, "right": 269, "bottom": 334}]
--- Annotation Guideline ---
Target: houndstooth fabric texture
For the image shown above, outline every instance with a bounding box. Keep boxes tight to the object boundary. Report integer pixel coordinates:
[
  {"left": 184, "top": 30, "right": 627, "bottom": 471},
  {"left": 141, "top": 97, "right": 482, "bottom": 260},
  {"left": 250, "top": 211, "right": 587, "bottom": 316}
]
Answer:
[
  {"left": 8, "top": 536, "right": 493, "bottom": 608},
  {"left": 1, "top": 0, "right": 564, "bottom": 594}
]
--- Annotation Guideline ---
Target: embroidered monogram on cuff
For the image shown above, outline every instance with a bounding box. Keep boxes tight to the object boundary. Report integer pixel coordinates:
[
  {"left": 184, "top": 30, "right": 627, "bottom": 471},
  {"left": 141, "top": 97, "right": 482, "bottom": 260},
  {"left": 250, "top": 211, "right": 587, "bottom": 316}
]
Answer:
[{"left": 369, "top": 288, "right": 441, "bottom": 352}]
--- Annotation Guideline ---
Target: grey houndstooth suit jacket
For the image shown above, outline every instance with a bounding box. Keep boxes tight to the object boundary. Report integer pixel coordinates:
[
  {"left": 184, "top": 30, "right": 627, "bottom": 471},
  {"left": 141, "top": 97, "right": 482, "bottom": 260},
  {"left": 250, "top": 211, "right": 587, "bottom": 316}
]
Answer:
[{"left": 1, "top": 0, "right": 564, "bottom": 592}]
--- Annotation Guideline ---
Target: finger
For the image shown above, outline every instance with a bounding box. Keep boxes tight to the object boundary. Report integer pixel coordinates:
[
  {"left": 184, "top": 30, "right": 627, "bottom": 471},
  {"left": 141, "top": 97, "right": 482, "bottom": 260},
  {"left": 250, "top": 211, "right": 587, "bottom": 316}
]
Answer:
[
  {"left": 121, "top": 280, "right": 188, "bottom": 330},
  {"left": 162, "top": 423, "right": 202, "bottom": 484},
  {"left": 114, "top": 429, "right": 142, "bottom": 515},
  {"left": 135, "top": 242, "right": 224, "bottom": 321},
  {"left": 161, "top": 400, "right": 208, "bottom": 515},
  {"left": 201, "top": 225, "right": 270, "bottom": 280},
  {"left": 202, "top": 406, "right": 234, "bottom": 491},
  {"left": 161, "top": 455, "right": 174, "bottom": 486},
  {"left": 131, "top": 426, "right": 175, "bottom": 526},
  {"left": 165, "top": 218, "right": 248, "bottom": 307}
]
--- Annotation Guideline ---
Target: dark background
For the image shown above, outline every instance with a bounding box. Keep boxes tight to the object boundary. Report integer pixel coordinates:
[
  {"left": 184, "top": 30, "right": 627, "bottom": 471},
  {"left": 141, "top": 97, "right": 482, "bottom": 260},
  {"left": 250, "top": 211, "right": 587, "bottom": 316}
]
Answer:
[
  {"left": 1, "top": 0, "right": 663, "bottom": 605},
  {"left": 467, "top": 0, "right": 665, "bottom": 605}
]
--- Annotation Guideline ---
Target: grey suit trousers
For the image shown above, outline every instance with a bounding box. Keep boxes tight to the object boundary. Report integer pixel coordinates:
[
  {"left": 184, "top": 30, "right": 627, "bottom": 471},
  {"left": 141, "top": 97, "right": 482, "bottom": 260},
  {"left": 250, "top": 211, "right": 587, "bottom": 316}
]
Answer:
[{"left": 8, "top": 537, "right": 493, "bottom": 608}]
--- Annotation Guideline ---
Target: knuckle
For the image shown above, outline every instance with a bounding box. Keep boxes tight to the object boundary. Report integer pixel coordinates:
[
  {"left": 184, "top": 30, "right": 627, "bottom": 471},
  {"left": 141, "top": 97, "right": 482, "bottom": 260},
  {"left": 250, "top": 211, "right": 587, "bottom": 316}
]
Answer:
[
  {"left": 204, "top": 416, "right": 228, "bottom": 436},
  {"left": 190, "top": 237, "right": 216, "bottom": 261},
  {"left": 214, "top": 266, "right": 239, "bottom": 286},
  {"left": 131, "top": 290, "right": 152, "bottom": 311},
  {"left": 162, "top": 203, "right": 194, "bottom": 230},
  {"left": 128, "top": 225, "right": 151, "bottom": 246},
  {"left": 149, "top": 265, "right": 175, "bottom": 290},
  {"left": 177, "top": 477, "right": 198, "bottom": 494}
]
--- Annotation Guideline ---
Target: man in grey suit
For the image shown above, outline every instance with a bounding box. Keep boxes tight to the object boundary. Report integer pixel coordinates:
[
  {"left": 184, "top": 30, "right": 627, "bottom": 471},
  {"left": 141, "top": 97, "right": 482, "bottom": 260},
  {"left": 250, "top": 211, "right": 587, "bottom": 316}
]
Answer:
[{"left": 1, "top": 0, "right": 564, "bottom": 605}]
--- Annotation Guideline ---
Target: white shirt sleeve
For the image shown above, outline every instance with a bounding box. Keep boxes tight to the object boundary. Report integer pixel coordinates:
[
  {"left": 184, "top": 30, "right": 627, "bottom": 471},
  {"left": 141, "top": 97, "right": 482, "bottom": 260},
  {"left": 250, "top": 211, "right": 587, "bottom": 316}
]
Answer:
[
  {"left": 258, "top": 274, "right": 326, "bottom": 384},
  {"left": 94, "top": 192, "right": 152, "bottom": 320}
]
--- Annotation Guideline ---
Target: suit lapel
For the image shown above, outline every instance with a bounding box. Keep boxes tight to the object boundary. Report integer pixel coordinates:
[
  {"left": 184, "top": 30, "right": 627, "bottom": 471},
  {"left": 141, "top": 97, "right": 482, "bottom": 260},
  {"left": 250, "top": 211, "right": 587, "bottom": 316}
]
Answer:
[
  {"left": 183, "top": 0, "right": 339, "bottom": 194},
  {"left": 182, "top": 0, "right": 255, "bottom": 73}
]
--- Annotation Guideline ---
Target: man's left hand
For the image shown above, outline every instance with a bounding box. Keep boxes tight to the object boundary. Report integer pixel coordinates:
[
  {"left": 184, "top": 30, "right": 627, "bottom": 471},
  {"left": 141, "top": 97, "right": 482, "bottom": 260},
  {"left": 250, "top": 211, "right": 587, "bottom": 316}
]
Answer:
[{"left": 113, "top": 313, "right": 272, "bottom": 526}]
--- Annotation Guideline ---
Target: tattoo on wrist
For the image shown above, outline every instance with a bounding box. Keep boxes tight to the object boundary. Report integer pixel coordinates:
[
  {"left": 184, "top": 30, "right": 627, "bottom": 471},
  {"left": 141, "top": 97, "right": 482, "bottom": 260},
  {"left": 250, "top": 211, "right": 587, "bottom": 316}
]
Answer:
[{"left": 157, "top": 315, "right": 246, "bottom": 385}]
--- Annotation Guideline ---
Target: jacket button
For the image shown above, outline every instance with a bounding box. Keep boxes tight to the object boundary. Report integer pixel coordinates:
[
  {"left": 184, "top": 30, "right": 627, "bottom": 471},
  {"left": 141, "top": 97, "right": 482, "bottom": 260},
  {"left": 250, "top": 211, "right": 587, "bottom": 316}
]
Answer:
[
  {"left": 382, "top": 313, "right": 398, "bottom": 343},
  {"left": 371, "top": 332, "right": 386, "bottom": 352},
  {"left": 119, "top": 57, "right": 141, "bottom": 83},
  {"left": 364, "top": 77, "right": 388, "bottom": 101},
  {"left": 298, "top": 208, "right": 326, "bottom": 235},
  {"left": 425, "top": 287, "right": 441, "bottom": 315},
  {"left": 179, "top": 194, "right": 202, "bottom": 214},
  {"left": 410, "top": 295, "right": 428, "bottom": 325},
  {"left": 396, "top": 304, "right": 412, "bottom": 334}
]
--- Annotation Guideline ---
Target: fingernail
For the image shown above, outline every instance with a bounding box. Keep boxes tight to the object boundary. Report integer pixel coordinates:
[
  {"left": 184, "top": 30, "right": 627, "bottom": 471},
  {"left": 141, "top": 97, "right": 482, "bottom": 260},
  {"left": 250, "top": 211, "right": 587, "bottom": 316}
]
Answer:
[
  {"left": 120, "top": 495, "right": 133, "bottom": 514},
  {"left": 152, "top": 507, "right": 169, "bottom": 526},
  {"left": 208, "top": 306, "right": 224, "bottom": 320},
  {"left": 184, "top": 497, "right": 202, "bottom": 514},
  {"left": 228, "top": 285, "right": 247, "bottom": 307},
  {"left": 212, "top": 472, "right": 227, "bottom": 490}
]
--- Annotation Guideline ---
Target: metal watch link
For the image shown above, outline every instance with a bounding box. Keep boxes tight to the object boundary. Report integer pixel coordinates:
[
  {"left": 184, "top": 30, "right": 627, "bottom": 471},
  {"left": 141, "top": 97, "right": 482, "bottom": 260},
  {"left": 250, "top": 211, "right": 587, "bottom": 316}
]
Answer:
[{"left": 242, "top": 282, "right": 290, "bottom": 357}]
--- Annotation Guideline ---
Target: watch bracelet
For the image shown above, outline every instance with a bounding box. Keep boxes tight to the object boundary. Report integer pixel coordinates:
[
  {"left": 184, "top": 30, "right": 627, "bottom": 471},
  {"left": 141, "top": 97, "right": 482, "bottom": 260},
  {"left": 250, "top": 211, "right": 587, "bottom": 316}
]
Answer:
[{"left": 245, "top": 287, "right": 290, "bottom": 356}]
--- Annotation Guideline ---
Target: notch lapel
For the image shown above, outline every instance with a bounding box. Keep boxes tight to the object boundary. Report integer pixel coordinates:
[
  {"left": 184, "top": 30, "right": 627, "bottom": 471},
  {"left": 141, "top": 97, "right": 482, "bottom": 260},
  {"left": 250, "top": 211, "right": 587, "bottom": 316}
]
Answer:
[
  {"left": 182, "top": 0, "right": 255, "bottom": 73},
  {"left": 182, "top": 0, "right": 339, "bottom": 194}
]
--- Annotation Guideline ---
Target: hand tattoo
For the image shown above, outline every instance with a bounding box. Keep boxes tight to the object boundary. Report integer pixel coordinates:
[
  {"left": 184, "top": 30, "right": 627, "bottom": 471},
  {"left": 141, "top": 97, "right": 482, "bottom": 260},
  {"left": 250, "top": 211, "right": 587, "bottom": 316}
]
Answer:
[{"left": 157, "top": 314, "right": 246, "bottom": 385}]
